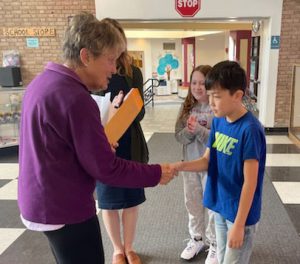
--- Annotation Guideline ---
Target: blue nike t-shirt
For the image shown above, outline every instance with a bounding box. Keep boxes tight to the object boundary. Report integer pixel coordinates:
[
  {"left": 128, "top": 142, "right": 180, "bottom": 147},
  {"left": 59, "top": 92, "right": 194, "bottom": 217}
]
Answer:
[{"left": 203, "top": 111, "right": 266, "bottom": 225}]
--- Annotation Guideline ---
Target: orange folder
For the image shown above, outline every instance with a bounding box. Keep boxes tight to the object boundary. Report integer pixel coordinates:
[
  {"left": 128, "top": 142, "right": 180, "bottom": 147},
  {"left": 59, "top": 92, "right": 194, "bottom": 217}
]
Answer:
[{"left": 104, "top": 88, "right": 143, "bottom": 143}]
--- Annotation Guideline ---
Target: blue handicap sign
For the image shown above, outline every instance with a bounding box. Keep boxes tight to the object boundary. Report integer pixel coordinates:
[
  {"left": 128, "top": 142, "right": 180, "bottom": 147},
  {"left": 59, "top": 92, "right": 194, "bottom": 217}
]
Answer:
[{"left": 271, "top": 36, "right": 280, "bottom": 49}]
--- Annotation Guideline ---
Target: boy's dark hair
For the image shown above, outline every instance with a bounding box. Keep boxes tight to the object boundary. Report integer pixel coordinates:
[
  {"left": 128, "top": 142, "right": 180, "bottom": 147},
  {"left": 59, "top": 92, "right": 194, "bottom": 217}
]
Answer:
[{"left": 205, "top": 60, "right": 247, "bottom": 95}]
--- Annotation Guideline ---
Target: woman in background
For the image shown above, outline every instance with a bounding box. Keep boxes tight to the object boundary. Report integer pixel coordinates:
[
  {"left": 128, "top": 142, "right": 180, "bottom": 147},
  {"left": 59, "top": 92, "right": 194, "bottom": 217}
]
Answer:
[{"left": 96, "top": 18, "right": 148, "bottom": 264}]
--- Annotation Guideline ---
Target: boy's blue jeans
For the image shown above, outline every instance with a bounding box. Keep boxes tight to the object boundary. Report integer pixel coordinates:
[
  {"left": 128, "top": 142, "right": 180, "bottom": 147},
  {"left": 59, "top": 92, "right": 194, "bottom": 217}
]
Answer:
[{"left": 214, "top": 212, "right": 258, "bottom": 264}]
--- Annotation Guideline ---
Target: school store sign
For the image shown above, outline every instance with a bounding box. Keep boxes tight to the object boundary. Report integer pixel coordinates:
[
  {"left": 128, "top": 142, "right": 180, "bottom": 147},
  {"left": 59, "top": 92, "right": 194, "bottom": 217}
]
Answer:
[{"left": 175, "top": 0, "right": 201, "bottom": 17}]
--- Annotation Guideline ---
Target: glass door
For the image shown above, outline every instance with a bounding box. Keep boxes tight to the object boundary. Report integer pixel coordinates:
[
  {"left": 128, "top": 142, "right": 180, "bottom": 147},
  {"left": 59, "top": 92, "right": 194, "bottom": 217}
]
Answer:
[{"left": 250, "top": 36, "right": 260, "bottom": 98}]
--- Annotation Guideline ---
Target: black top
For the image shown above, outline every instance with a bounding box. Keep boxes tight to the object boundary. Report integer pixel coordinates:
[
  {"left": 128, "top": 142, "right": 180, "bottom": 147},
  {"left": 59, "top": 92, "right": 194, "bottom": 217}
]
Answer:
[{"left": 96, "top": 65, "right": 147, "bottom": 210}]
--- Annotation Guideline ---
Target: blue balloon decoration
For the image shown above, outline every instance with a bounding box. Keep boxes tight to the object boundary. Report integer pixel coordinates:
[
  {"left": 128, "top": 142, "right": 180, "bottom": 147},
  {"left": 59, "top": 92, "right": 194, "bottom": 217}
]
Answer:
[
  {"left": 159, "top": 57, "right": 166, "bottom": 65},
  {"left": 165, "top": 54, "right": 173, "bottom": 62},
  {"left": 157, "top": 54, "right": 179, "bottom": 75},
  {"left": 171, "top": 60, "right": 179, "bottom": 69},
  {"left": 157, "top": 65, "right": 166, "bottom": 75}
]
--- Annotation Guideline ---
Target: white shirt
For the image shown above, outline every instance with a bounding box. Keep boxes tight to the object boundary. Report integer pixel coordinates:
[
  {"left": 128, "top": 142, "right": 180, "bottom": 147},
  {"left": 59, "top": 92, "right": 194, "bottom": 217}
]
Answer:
[{"left": 20, "top": 214, "right": 65, "bottom": 232}]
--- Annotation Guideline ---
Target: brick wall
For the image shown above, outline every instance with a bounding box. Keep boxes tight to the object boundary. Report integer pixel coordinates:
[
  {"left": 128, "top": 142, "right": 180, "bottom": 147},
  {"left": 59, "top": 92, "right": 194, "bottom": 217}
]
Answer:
[
  {"left": 275, "top": 0, "right": 300, "bottom": 127},
  {"left": 0, "top": 0, "right": 95, "bottom": 85}
]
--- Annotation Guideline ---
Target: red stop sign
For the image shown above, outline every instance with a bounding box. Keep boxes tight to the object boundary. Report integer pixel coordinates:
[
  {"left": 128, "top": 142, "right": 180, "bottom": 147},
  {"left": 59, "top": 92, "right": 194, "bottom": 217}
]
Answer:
[{"left": 175, "top": 0, "right": 201, "bottom": 17}]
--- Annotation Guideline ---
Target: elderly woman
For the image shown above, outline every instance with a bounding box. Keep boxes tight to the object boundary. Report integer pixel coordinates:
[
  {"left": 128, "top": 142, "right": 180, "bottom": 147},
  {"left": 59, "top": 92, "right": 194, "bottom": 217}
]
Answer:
[{"left": 18, "top": 12, "right": 173, "bottom": 264}]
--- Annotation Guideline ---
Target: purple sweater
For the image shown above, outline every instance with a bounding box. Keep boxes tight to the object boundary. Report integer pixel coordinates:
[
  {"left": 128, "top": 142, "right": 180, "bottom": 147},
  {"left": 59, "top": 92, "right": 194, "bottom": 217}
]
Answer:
[{"left": 18, "top": 62, "right": 161, "bottom": 224}]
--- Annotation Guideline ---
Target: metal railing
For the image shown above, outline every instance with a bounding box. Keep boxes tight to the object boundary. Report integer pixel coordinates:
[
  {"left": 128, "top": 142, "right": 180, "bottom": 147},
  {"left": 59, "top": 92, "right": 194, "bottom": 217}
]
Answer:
[{"left": 143, "top": 78, "right": 160, "bottom": 107}]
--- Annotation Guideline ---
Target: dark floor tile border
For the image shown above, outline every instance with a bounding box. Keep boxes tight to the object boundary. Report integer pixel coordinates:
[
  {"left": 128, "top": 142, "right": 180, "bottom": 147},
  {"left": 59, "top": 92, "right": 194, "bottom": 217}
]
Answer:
[
  {"left": 0, "top": 146, "right": 19, "bottom": 163},
  {"left": 267, "top": 144, "right": 300, "bottom": 153},
  {"left": 0, "top": 179, "right": 11, "bottom": 188},
  {"left": 265, "top": 167, "right": 300, "bottom": 182},
  {"left": 0, "top": 229, "right": 54, "bottom": 264},
  {"left": 284, "top": 204, "right": 300, "bottom": 237},
  {"left": 0, "top": 199, "right": 24, "bottom": 228}
]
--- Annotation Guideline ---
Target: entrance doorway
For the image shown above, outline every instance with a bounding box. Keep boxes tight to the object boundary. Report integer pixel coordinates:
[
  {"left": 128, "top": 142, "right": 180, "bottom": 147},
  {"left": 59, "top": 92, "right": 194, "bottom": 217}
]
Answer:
[{"left": 122, "top": 19, "right": 264, "bottom": 113}]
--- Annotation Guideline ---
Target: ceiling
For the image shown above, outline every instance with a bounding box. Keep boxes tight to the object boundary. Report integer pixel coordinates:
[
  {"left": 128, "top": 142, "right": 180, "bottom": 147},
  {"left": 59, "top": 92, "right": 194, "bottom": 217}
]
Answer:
[
  {"left": 124, "top": 30, "right": 223, "bottom": 39},
  {"left": 121, "top": 20, "right": 252, "bottom": 39}
]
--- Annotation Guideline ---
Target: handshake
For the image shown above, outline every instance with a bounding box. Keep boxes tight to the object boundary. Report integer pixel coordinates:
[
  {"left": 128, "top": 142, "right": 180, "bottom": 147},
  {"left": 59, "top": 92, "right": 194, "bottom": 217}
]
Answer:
[
  {"left": 159, "top": 162, "right": 183, "bottom": 185},
  {"left": 158, "top": 156, "right": 206, "bottom": 185}
]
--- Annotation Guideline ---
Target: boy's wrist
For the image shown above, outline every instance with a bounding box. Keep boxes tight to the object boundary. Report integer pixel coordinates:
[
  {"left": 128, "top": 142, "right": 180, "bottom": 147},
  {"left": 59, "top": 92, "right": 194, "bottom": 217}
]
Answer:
[
  {"left": 233, "top": 220, "right": 246, "bottom": 228},
  {"left": 177, "top": 160, "right": 184, "bottom": 170}
]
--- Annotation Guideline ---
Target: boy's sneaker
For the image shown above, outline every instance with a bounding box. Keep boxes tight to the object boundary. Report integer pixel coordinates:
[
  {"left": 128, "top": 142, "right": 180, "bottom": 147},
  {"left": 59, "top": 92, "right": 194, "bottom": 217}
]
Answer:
[
  {"left": 180, "top": 238, "right": 205, "bottom": 260},
  {"left": 205, "top": 243, "right": 218, "bottom": 264}
]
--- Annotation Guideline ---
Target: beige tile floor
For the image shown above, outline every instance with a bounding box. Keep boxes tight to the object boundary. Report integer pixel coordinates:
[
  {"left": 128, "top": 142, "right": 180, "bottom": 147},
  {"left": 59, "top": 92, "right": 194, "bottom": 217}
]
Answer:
[
  {"left": 141, "top": 103, "right": 181, "bottom": 134},
  {"left": 142, "top": 94, "right": 182, "bottom": 135}
]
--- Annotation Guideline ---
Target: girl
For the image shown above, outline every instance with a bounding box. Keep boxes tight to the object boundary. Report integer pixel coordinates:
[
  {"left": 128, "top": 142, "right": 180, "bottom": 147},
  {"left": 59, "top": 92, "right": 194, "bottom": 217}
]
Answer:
[{"left": 175, "top": 65, "right": 217, "bottom": 264}]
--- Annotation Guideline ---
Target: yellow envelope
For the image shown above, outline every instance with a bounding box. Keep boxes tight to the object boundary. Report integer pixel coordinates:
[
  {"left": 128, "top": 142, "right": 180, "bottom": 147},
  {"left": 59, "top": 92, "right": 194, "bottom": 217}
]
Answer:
[{"left": 104, "top": 88, "right": 143, "bottom": 143}]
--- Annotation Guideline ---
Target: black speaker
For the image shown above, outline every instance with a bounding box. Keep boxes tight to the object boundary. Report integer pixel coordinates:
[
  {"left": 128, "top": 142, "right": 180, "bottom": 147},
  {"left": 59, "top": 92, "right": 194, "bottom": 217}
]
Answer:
[{"left": 0, "top": 67, "right": 23, "bottom": 87}]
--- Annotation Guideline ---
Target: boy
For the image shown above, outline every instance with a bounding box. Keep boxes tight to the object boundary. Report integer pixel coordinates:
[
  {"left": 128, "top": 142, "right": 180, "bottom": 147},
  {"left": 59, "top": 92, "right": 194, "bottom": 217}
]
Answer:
[{"left": 173, "top": 60, "right": 266, "bottom": 264}]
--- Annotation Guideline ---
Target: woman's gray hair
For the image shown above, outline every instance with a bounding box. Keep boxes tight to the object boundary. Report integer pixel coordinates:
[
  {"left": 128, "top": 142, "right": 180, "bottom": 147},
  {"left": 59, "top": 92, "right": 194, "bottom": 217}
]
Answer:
[{"left": 63, "top": 12, "right": 125, "bottom": 66}]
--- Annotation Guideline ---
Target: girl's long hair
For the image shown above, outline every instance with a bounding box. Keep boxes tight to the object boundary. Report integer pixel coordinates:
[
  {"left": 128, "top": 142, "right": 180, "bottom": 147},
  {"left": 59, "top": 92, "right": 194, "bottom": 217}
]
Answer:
[{"left": 178, "top": 65, "right": 212, "bottom": 121}]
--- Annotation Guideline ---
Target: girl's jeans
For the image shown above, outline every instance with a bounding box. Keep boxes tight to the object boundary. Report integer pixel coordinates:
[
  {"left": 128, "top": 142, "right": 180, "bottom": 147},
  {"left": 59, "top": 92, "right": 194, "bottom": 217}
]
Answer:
[{"left": 214, "top": 212, "right": 258, "bottom": 264}]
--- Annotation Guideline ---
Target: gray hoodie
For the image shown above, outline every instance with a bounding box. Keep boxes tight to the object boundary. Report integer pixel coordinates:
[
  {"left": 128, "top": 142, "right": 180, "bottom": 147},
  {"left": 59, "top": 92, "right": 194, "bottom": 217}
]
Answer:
[{"left": 175, "top": 103, "right": 213, "bottom": 161}]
